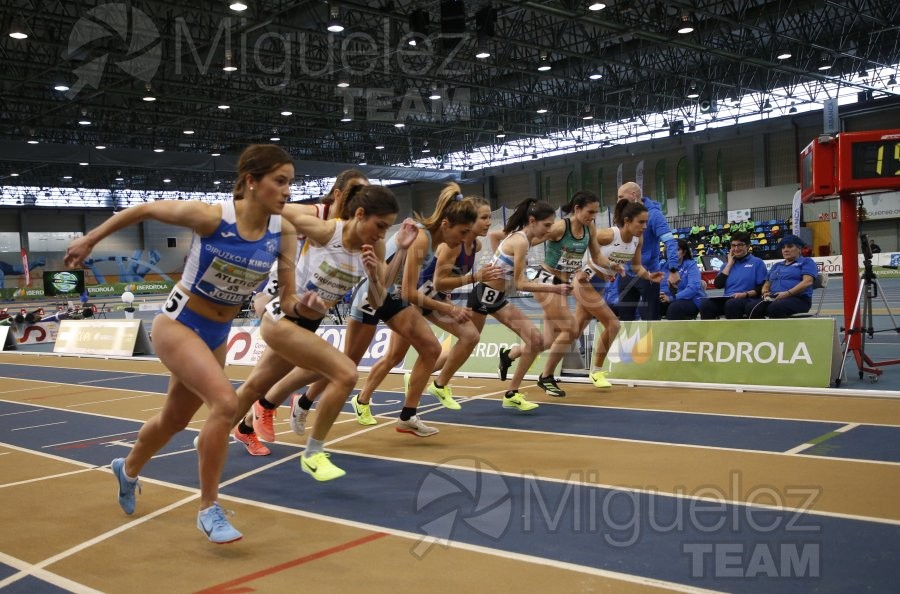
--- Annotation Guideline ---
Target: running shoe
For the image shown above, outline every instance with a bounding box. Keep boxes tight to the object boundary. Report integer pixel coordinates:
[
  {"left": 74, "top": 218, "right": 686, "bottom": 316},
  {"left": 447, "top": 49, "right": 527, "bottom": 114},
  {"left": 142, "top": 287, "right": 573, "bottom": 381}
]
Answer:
[
  {"left": 537, "top": 375, "right": 566, "bottom": 397},
  {"left": 396, "top": 415, "right": 439, "bottom": 437},
  {"left": 111, "top": 457, "right": 140, "bottom": 515},
  {"left": 232, "top": 426, "right": 271, "bottom": 456},
  {"left": 502, "top": 391, "right": 539, "bottom": 411},
  {"left": 197, "top": 502, "right": 243, "bottom": 544},
  {"left": 589, "top": 370, "right": 612, "bottom": 389},
  {"left": 289, "top": 393, "right": 309, "bottom": 435},
  {"left": 427, "top": 382, "right": 461, "bottom": 410},
  {"left": 301, "top": 451, "right": 346, "bottom": 481},
  {"left": 498, "top": 347, "right": 513, "bottom": 381},
  {"left": 251, "top": 400, "right": 277, "bottom": 442},
  {"left": 350, "top": 394, "right": 377, "bottom": 426}
]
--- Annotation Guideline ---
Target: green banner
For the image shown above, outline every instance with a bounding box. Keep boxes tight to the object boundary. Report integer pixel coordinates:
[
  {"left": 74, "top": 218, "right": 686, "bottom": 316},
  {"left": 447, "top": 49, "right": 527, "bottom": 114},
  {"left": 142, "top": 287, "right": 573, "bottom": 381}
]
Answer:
[
  {"left": 676, "top": 157, "right": 688, "bottom": 215},
  {"left": 717, "top": 148, "right": 727, "bottom": 211},
  {"left": 598, "top": 319, "right": 836, "bottom": 388},
  {"left": 697, "top": 147, "right": 707, "bottom": 212},
  {"left": 0, "top": 280, "right": 175, "bottom": 301},
  {"left": 403, "top": 322, "right": 548, "bottom": 377},
  {"left": 654, "top": 159, "right": 667, "bottom": 215}
]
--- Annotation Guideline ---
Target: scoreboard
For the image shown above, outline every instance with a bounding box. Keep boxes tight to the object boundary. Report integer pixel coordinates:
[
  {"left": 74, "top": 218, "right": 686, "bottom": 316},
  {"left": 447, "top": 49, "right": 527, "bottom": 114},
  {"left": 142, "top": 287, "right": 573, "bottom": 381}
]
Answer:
[{"left": 800, "top": 129, "right": 900, "bottom": 202}]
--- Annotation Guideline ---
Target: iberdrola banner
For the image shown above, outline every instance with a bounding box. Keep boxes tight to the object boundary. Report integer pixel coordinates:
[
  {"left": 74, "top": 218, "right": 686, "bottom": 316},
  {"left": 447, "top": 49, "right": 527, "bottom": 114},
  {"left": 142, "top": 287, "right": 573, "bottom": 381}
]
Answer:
[{"left": 599, "top": 319, "right": 838, "bottom": 388}]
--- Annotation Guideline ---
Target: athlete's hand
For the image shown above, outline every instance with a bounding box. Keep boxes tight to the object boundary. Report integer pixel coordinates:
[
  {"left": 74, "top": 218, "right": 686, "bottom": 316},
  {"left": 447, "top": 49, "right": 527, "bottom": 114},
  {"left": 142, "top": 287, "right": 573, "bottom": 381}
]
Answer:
[
  {"left": 478, "top": 264, "right": 504, "bottom": 282},
  {"left": 554, "top": 283, "right": 572, "bottom": 296},
  {"left": 395, "top": 219, "right": 419, "bottom": 250},
  {"left": 361, "top": 244, "right": 379, "bottom": 277},
  {"left": 64, "top": 237, "right": 93, "bottom": 268}
]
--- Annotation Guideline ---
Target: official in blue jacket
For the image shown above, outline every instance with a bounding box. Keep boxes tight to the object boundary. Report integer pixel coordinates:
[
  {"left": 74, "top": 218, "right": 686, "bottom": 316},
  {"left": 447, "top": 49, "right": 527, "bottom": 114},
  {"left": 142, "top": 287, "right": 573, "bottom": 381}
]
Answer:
[
  {"left": 744, "top": 235, "right": 818, "bottom": 318},
  {"left": 659, "top": 240, "right": 706, "bottom": 320},
  {"left": 616, "top": 182, "right": 679, "bottom": 320}
]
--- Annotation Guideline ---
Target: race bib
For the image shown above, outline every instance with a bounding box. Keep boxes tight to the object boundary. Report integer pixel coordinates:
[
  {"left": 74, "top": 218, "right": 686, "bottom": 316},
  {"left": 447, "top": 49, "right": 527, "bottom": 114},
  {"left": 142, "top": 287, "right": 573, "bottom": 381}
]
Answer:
[{"left": 162, "top": 286, "right": 188, "bottom": 321}]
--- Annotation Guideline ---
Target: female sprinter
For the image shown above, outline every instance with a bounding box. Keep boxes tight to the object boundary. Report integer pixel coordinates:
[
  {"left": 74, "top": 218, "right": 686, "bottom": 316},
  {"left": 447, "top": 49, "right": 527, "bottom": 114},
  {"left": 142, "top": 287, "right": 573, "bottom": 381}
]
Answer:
[
  {"left": 231, "top": 185, "right": 412, "bottom": 480},
  {"left": 64, "top": 144, "right": 299, "bottom": 544},
  {"left": 530, "top": 190, "right": 608, "bottom": 397},
  {"left": 348, "top": 185, "right": 477, "bottom": 436},
  {"left": 480, "top": 198, "right": 570, "bottom": 409},
  {"left": 577, "top": 199, "right": 663, "bottom": 388},
  {"left": 243, "top": 169, "right": 368, "bottom": 443}
]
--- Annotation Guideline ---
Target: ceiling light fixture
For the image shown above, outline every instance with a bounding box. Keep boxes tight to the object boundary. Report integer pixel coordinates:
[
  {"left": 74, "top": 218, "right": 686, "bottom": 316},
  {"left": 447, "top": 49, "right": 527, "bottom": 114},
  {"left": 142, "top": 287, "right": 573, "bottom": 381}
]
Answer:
[
  {"left": 211, "top": 152, "right": 222, "bottom": 157},
  {"left": 676, "top": 12, "right": 694, "bottom": 35},
  {"left": 229, "top": 2, "right": 248, "bottom": 11},
  {"left": 686, "top": 83, "right": 700, "bottom": 99},
  {"left": 788, "top": 102, "right": 797, "bottom": 114},
  {"left": 495, "top": 124, "right": 506, "bottom": 138},
  {"left": 184, "top": 129, "right": 195, "bottom": 135},
  {"left": 8, "top": 19, "right": 28, "bottom": 40},
  {"left": 588, "top": 3, "right": 606, "bottom": 10},
  {"left": 776, "top": 49, "right": 792, "bottom": 60},
  {"left": 270, "top": 135, "right": 280, "bottom": 141},
  {"left": 536, "top": 107, "right": 548, "bottom": 114},
  {"left": 281, "top": 110, "right": 293, "bottom": 116},
  {"left": 142, "top": 85, "right": 156, "bottom": 101},
  {"left": 163, "top": 178, "right": 172, "bottom": 183},
  {"left": 394, "top": 122, "right": 405, "bottom": 128},
  {"left": 537, "top": 52, "right": 551, "bottom": 72},
  {"left": 154, "top": 147, "right": 165, "bottom": 153},
  {"left": 429, "top": 86, "right": 441, "bottom": 100},
  {"left": 95, "top": 145, "right": 106, "bottom": 150},
  {"left": 327, "top": 5, "right": 344, "bottom": 33},
  {"left": 79, "top": 162, "right": 88, "bottom": 166},
  {"left": 53, "top": 79, "right": 70, "bottom": 92},
  {"left": 582, "top": 105, "right": 593, "bottom": 120},
  {"left": 375, "top": 144, "right": 385, "bottom": 150},
  {"left": 340, "top": 108, "right": 352, "bottom": 122},
  {"left": 889, "top": 74, "right": 897, "bottom": 87},
  {"left": 223, "top": 50, "right": 237, "bottom": 72},
  {"left": 336, "top": 77, "right": 350, "bottom": 88},
  {"left": 588, "top": 68, "right": 603, "bottom": 80},
  {"left": 218, "top": 104, "right": 230, "bottom": 110}
]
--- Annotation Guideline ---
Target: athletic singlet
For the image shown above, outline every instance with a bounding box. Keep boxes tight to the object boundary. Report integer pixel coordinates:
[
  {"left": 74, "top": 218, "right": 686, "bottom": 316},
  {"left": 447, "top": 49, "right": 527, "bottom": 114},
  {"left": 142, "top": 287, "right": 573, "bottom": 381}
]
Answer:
[
  {"left": 180, "top": 200, "right": 281, "bottom": 306},
  {"left": 295, "top": 220, "right": 367, "bottom": 306},
  {"left": 585, "top": 226, "right": 638, "bottom": 278},
  {"left": 543, "top": 218, "right": 590, "bottom": 273},
  {"left": 261, "top": 202, "right": 330, "bottom": 297},
  {"left": 453, "top": 239, "right": 477, "bottom": 276},
  {"left": 352, "top": 224, "right": 435, "bottom": 309},
  {"left": 491, "top": 230, "right": 526, "bottom": 289}
]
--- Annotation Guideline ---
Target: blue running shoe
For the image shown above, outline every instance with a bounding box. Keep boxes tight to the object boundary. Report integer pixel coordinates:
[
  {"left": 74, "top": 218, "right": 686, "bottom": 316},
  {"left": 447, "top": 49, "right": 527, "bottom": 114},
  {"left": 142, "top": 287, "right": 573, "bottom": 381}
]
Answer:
[
  {"left": 111, "top": 458, "right": 140, "bottom": 515},
  {"left": 197, "top": 502, "right": 243, "bottom": 544}
]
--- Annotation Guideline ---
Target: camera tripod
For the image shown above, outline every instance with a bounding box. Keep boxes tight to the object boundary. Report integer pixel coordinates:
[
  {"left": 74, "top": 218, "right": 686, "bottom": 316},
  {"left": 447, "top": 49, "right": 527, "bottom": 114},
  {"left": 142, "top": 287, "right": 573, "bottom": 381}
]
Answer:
[{"left": 838, "top": 256, "right": 900, "bottom": 385}]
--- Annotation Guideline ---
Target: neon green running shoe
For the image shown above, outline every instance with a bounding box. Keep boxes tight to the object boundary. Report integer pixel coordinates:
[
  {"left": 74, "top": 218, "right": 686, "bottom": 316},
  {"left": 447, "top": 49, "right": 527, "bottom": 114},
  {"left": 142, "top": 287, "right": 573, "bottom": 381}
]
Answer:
[
  {"left": 502, "top": 391, "right": 539, "bottom": 411},
  {"left": 350, "top": 394, "right": 377, "bottom": 426},
  {"left": 301, "top": 451, "right": 346, "bottom": 482},
  {"left": 589, "top": 370, "right": 612, "bottom": 389},
  {"left": 427, "top": 382, "right": 461, "bottom": 410}
]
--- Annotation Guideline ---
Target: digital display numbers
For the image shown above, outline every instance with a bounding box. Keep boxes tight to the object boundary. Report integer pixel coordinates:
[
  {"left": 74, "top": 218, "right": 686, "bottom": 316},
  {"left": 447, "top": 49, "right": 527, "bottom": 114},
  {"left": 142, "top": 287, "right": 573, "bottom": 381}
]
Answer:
[
  {"left": 837, "top": 130, "right": 900, "bottom": 193},
  {"left": 850, "top": 140, "right": 900, "bottom": 179},
  {"left": 802, "top": 130, "right": 900, "bottom": 201}
]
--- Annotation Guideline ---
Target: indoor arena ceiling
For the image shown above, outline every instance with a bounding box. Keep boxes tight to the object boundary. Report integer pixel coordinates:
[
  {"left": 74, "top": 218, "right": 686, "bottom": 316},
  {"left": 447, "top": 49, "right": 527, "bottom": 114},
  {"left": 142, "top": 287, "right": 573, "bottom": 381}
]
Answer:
[{"left": 1, "top": 0, "right": 899, "bottom": 192}]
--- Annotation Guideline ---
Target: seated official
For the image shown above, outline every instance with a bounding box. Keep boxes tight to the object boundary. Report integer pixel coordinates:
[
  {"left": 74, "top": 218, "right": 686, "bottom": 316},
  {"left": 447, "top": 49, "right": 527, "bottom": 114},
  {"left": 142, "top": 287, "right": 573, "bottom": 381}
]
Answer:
[
  {"left": 659, "top": 239, "right": 705, "bottom": 320},
  {"left": 743, "top": 235, "right": 817, "bottom": 318},
  {"left": 699, "top": 231, "right": 767, "bottom": 319}
]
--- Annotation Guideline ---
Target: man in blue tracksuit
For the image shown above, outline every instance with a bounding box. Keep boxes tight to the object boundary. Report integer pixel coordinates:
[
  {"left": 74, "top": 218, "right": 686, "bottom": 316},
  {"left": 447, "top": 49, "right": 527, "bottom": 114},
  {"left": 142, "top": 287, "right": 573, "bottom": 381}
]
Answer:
[{"left": 616, "top": 182, "right": 679, "bottom": 320}]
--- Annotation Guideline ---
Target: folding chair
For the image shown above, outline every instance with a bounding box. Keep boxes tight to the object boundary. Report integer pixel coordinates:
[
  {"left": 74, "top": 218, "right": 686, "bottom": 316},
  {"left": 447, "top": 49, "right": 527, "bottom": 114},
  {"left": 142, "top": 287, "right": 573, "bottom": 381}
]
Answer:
[
  {"left": 791, "top": 273, "right": 829, "bottom": 318},
  {"left": 92, "top": 303, "right": 108, "bottom": 319}
]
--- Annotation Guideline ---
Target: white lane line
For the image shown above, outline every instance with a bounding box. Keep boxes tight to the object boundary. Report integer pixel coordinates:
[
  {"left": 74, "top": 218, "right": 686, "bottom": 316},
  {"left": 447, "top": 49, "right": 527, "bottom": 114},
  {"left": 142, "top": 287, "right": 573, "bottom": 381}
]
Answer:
[
  {"left": 784, "top": 422, "right": 861, "bottom": 455},
  {"left": 11, "top": 421, "right": 67, "bottom": 431}
]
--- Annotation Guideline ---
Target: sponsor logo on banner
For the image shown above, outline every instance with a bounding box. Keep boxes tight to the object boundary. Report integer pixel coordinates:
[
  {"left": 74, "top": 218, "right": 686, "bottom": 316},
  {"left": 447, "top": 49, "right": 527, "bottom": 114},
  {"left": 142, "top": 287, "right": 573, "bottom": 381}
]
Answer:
[
  {"left": 601, "top": 319, "right": 835, "bottom": 388},
  {"left": 53, "top": 319, "right": 144, "bottom": 357},
  {"left": 405, "top": 323, "right": 548, "bottom": 376},
  {"left": 17, "top": 322, "right": 60, "bottom": 345},
  {"left": 226, "top": 324, "right": 399, "bottom": 368}
]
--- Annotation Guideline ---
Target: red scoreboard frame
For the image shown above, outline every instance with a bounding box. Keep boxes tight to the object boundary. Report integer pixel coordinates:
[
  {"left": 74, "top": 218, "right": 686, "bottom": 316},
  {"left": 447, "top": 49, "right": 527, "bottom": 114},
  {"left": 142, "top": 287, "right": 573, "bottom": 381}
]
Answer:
[{"left": 800, "top": 129, "right": 900, "bottom": 202}]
